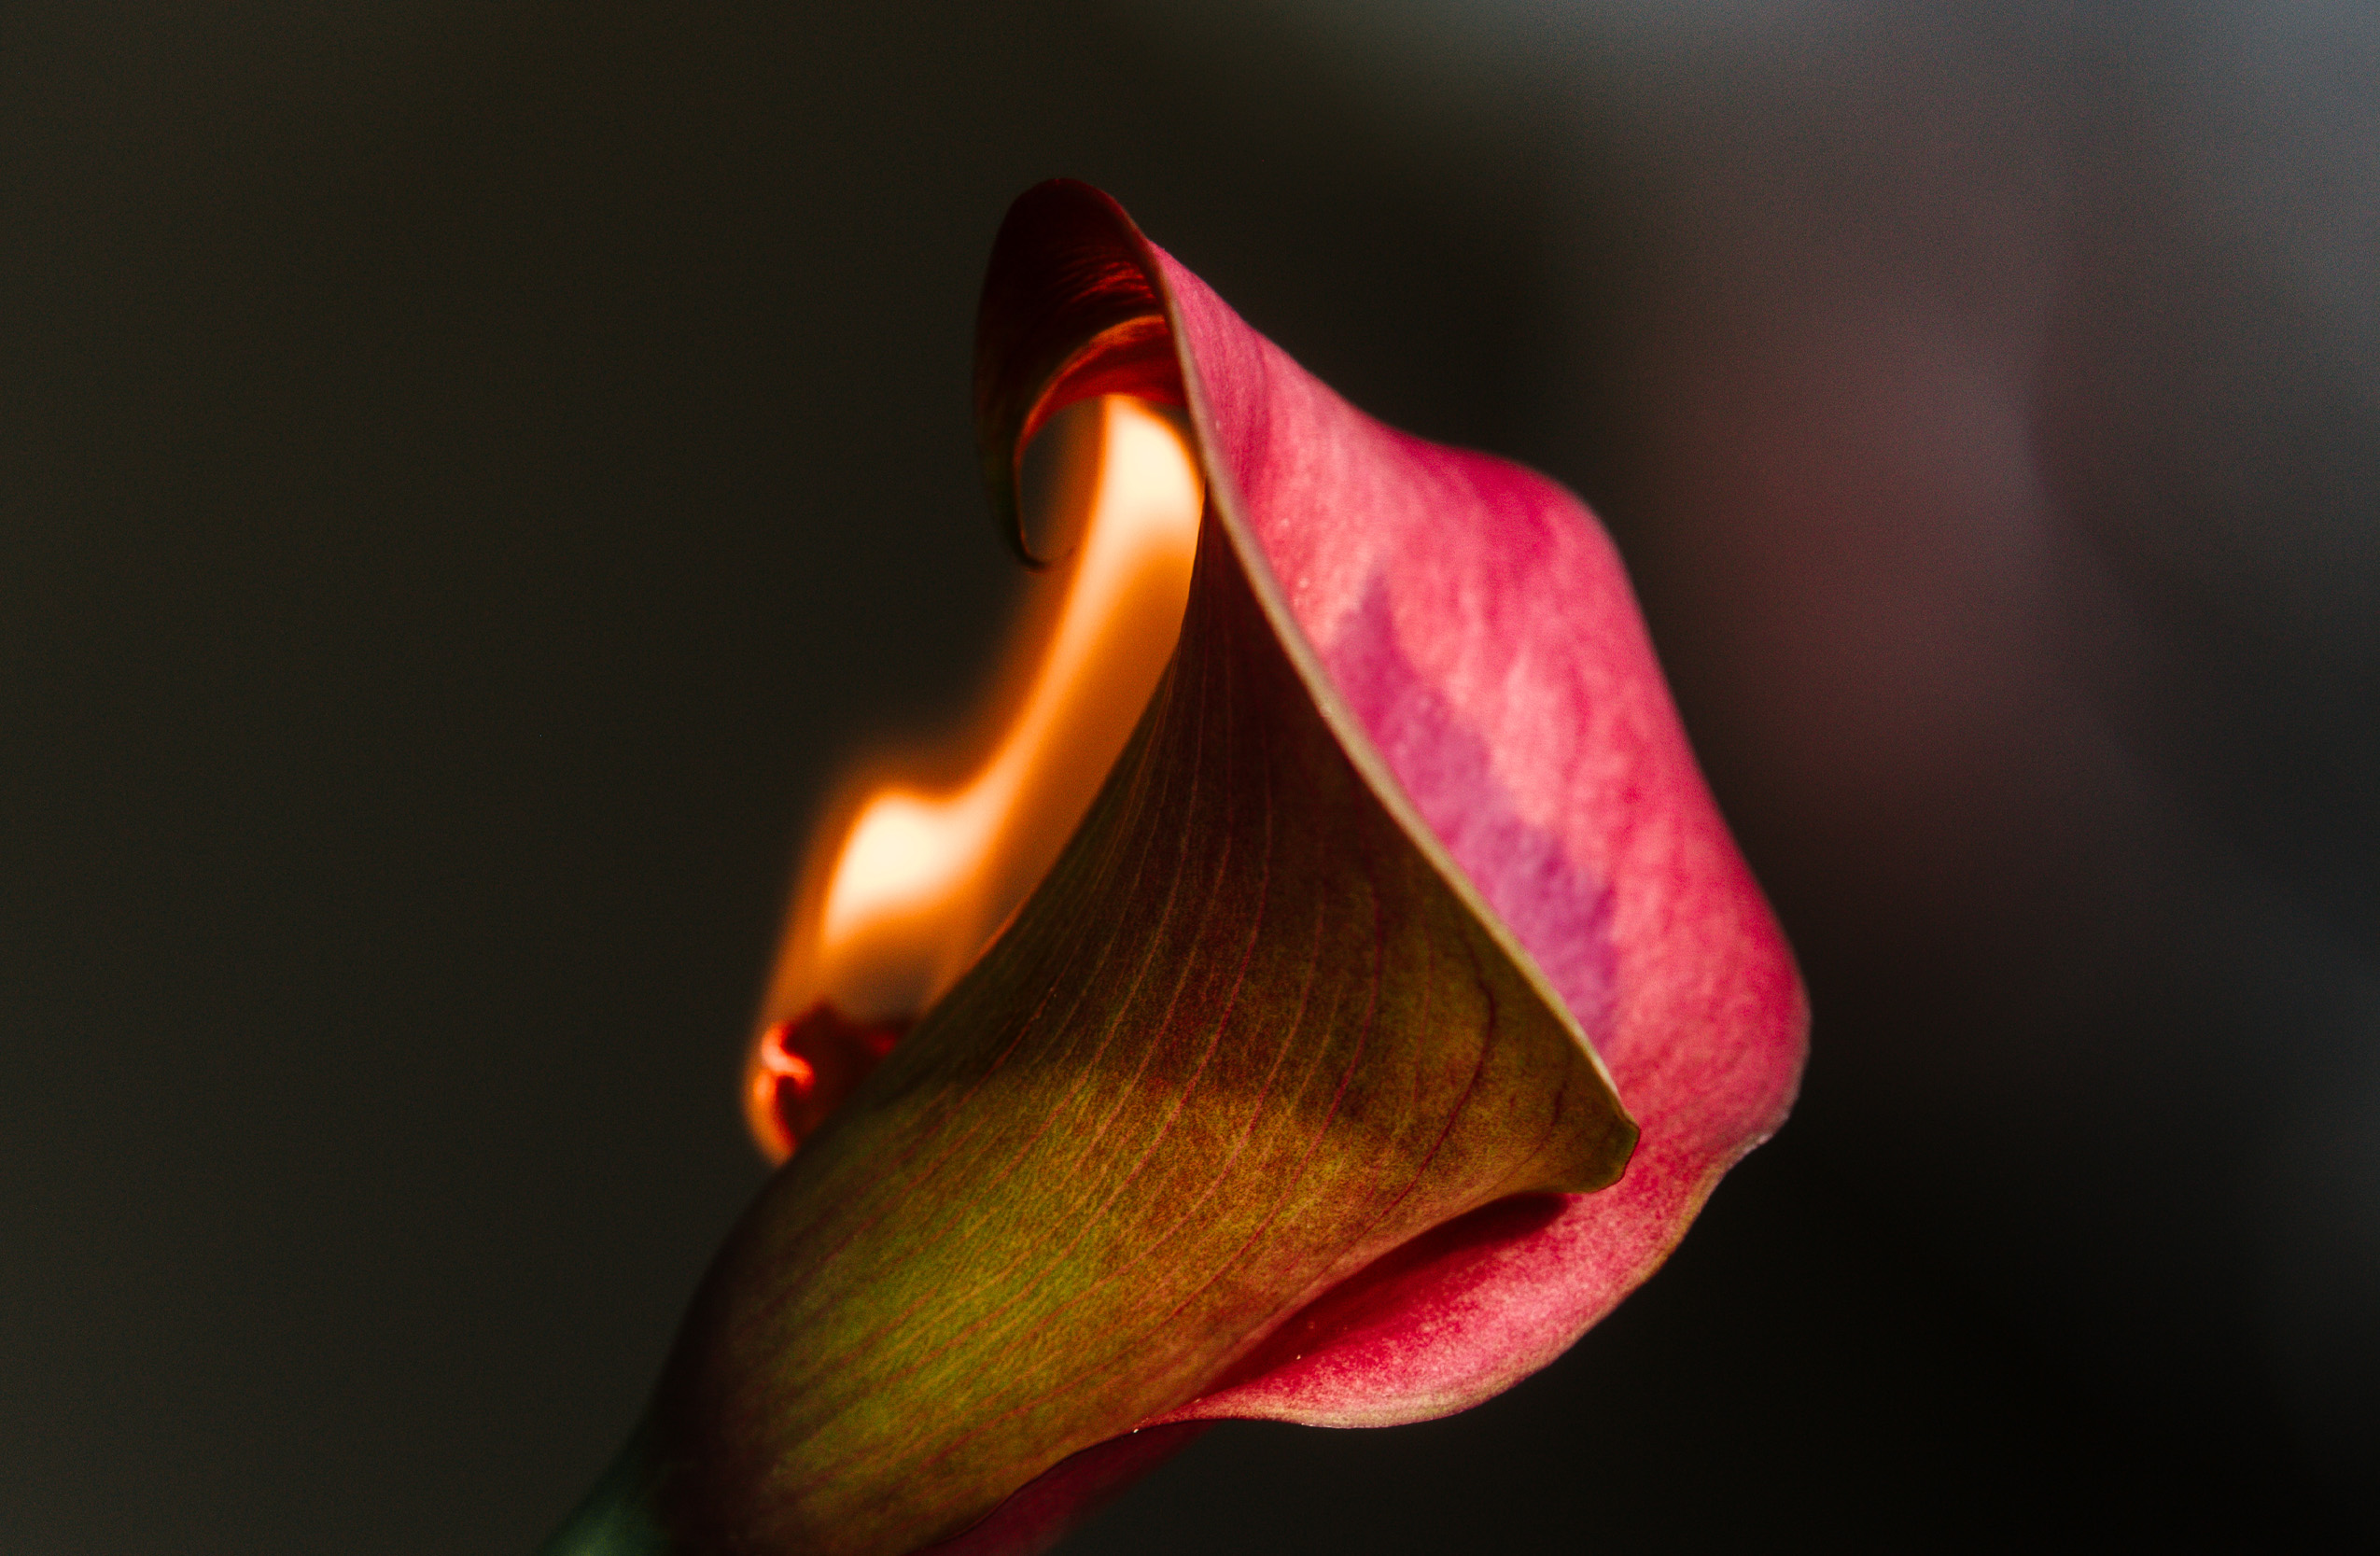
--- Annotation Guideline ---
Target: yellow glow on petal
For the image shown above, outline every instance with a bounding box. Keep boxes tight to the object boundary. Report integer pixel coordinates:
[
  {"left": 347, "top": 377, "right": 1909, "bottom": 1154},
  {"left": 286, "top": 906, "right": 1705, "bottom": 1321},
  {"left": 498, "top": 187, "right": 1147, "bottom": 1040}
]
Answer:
[{"left": 746, "top": 395, "right": 1203, "bottom": 1159}]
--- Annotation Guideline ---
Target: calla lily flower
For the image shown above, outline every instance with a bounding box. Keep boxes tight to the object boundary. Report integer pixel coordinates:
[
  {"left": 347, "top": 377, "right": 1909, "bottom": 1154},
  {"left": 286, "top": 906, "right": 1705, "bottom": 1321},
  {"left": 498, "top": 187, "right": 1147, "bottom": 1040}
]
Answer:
[{"left": 545, "top": 181, "right": 1804, "bottom": 1556}]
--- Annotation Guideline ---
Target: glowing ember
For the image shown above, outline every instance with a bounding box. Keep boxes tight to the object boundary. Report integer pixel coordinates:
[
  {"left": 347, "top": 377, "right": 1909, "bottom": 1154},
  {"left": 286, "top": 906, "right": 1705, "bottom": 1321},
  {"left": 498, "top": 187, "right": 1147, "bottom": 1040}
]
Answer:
[
  {"left": 754, "top": 1009, "right": 905, "bottom": 1150},
  {"left": 745, "top": 394, "right": 1203, "bottom": 1159}
]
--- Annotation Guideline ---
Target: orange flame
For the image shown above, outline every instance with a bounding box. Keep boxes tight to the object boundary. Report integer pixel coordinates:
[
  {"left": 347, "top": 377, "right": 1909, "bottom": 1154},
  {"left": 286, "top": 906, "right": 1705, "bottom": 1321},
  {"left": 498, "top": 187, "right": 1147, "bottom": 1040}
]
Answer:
[{"left": 746, "top": 395, "right": 1204, "bottom": 1159}]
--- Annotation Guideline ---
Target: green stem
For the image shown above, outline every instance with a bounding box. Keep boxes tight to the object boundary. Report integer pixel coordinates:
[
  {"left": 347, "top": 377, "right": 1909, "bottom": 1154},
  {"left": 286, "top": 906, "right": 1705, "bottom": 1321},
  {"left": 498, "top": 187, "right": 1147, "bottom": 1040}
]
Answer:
[{"left": 540, "top": 1423, "right": 671, "bottom": 1556}]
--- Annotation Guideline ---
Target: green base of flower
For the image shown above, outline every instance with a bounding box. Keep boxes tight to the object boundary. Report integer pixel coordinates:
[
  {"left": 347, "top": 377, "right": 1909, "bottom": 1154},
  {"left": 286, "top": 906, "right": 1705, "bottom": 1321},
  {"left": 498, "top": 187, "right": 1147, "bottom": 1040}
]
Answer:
[{"left": 541, "top": 1424, "right": 670, "bottom": 1556}]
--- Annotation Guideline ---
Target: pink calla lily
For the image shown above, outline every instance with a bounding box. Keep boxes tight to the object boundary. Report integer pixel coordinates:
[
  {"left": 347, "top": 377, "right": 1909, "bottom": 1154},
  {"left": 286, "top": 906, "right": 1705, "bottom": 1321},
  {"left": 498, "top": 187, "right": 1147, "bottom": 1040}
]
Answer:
[{"left": 543, "top": 180, "right": 1804, "bottom": 1556}]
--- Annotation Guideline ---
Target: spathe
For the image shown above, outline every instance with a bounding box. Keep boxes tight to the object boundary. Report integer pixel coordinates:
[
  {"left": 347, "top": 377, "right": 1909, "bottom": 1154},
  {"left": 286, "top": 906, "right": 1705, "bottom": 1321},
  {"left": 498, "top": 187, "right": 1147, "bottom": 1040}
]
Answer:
[{"left": 544, "top": 181, "right": 1803, "bottom": 1556}]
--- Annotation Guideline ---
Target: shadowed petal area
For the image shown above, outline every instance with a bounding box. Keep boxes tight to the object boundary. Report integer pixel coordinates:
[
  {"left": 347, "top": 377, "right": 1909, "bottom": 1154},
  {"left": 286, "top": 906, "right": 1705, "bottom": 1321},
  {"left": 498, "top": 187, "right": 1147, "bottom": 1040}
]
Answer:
[{"left": 641, "top": 504, "right": 1633, "bottom": 1554}]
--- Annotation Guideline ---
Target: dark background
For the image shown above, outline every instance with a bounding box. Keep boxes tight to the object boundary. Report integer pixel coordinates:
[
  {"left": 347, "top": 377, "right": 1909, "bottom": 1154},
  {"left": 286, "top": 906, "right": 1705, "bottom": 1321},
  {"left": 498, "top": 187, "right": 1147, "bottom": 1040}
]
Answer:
[{"left": 7, "top": 2, "right": 2374, "bottom": 1549}]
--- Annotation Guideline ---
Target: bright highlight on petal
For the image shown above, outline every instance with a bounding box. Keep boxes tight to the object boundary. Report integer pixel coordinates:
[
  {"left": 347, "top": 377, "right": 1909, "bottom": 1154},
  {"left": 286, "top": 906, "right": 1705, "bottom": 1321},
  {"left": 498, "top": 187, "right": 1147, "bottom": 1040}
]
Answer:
[{"left": 746, "top": 396, "right": 1202, "bottom": 1157}]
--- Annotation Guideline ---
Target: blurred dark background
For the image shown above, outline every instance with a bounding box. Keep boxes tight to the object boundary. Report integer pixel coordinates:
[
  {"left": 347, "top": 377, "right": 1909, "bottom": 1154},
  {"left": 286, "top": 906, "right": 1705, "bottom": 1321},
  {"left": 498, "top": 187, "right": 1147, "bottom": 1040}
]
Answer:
[{"left": 6, "top": 2, "right": 2373, "bottom": 1549}]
